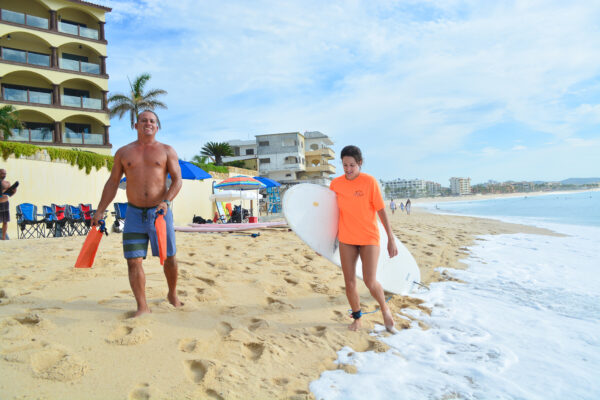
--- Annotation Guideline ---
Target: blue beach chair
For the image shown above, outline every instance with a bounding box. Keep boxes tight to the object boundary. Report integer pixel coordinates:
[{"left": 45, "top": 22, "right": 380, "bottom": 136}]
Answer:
[{"left": 16, "top": 203, "right": 45, "bottom": 239}]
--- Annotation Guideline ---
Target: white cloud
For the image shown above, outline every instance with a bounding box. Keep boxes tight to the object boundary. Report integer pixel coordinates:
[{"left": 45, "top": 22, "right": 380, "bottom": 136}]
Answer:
[{"left": 98, "top": 0, "right": 600, "bottom": 182}]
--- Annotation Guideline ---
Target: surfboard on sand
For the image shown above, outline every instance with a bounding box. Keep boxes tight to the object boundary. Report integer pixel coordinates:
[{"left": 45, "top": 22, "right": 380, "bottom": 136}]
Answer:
[{"left": 282, "top": 183, "right": 421, "bottom": 295}]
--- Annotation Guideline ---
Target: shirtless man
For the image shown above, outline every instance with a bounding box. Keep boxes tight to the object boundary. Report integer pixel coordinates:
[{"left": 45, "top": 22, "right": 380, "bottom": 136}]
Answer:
[
  {"left": 92, "top": 110, "right": 183, "bottom": 317},
  {"left": 0, "top": 168, "right": 15, "bottom": 240}
]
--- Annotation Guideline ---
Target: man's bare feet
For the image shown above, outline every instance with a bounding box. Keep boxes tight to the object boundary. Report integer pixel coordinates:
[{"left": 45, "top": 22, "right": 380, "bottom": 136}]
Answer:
[
  {"left": 168, "top": 293, "right": 183, "bottom": 308},
  {"left": 348, "top": 318, "right": 362, "bottom": 331},
  {"left": 382, "top": 307, "right": 395, "bottom": 333},
  {"left": 133, "top": 307, "right": 151, "bottom": 318}
]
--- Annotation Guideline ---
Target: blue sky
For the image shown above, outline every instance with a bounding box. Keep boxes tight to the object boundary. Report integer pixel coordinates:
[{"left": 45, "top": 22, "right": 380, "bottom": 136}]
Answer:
[{"left": 98, "top": 0, "right": 600, "bottom": 185}]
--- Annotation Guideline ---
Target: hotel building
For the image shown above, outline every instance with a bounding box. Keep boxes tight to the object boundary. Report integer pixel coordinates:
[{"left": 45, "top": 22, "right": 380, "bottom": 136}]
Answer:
[
  {"left": 450, "top": 177, "right": 471, "bottom": 195},
  {"left": 0, "top": 0, "right": 112, "bottom": 155}
]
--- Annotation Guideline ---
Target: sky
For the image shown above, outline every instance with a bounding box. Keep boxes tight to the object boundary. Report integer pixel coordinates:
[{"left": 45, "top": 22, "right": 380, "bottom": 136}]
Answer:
[{"left": 96, "top": 0, "right": 600, "bottom": 185}]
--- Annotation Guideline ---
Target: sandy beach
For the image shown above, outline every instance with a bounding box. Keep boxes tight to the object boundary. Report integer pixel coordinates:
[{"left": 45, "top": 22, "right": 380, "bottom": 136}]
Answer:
[{"left": 0, "top": 209, "right": 557, "bottom": 399}]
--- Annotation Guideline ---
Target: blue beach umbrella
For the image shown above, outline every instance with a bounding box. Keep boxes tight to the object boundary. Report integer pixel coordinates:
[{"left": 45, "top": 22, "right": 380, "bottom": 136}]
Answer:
[
  {"left": 253, "top": 176, "right": 281, "bottom": 188},
  {"left": 119, "top": 159, "right": 211, "bottom": 188}
]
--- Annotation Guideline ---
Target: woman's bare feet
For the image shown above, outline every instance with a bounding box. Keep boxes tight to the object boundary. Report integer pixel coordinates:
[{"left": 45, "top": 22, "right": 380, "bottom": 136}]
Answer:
[
  {"left": 382, "top": 307, "right": 395, "bottom": 333},
  {"left": 348, "top": 318, "right": 362, "bottom": 331},
  {"left": 133, "top": 307, "right": 151, "bottom": 318}
]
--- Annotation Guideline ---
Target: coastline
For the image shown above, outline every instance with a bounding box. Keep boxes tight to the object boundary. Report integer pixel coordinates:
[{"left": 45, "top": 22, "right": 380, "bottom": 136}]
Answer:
[
  {"left": 410, "top": 187, "right": 600, "bottom": 204},
  {"left": 0, "top": 209, "right": 559, "bottom": 399}
]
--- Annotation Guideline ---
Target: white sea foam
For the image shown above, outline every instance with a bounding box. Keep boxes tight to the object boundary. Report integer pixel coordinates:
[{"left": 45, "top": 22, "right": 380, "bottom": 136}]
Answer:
[{"left": 310, "top": 224, "right": 600, "bottom": 400}]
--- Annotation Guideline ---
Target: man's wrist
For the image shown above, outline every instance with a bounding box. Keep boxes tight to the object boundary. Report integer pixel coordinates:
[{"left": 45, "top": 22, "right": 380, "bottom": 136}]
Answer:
[{"left": 163, "top": 200, "right": 171, "bottom": 208}]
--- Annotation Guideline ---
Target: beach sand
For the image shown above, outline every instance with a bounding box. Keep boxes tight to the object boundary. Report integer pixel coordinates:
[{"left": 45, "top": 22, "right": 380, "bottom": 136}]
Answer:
[{"left": 0, "top": 209, "right": 557, "bottom": 399}]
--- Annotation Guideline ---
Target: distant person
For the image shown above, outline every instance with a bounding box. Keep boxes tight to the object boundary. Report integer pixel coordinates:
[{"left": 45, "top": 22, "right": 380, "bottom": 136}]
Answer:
[
  {"left": 400, "top": 202, "right": 404, "bottom": 212},
  {"left": 91, "top": 110, "right": 183, "bottom": 317},
  {"left": 0, "top": 168, "right": 16, "bottom": 240},
  {"left": 330, "top": 145, "right": 398, "bottom": 333},
  {"left": 406, "top": 198, "right": 411, "bottom": 215},
  {"left": 390, "top": 199, "right": 397, "bottom": 214}
]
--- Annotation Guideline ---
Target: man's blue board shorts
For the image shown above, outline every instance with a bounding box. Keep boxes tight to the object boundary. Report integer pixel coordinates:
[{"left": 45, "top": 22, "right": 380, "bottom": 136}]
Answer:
[{"left": 122, "top": 203, "right": 176, "bottom": 259}]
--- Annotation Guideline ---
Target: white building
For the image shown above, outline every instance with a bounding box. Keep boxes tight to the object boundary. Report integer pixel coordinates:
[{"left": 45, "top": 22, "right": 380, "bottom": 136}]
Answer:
[
  {"left": 450, "top": 177, "right": 471, "bottom": 195},
  {"left": 225, "top": 131, "right": 336, "bottom": 185}
]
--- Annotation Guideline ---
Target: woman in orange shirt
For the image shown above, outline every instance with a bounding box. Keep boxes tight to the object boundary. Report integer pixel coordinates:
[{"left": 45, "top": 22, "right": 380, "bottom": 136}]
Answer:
[{"left": 330, "top": 145, "right": 398, "bottom": 332}]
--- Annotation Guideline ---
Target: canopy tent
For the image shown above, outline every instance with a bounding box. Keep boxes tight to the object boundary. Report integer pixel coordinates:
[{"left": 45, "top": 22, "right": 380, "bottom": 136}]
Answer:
[{"left": 212, "top": 176, "right": 266, "bottom": 222}]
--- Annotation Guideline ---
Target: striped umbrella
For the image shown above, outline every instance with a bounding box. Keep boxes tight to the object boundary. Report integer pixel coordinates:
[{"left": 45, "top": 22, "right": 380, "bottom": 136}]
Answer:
[{"left": 213, "top": 175, "right": 266, "bottom": 190}]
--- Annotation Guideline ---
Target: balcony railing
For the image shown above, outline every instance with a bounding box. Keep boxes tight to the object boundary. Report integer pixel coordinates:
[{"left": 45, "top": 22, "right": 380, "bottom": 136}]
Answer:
[
  {"left": 63, "top": 131, "right": 104, "bottom": 145},
  {"left": 3, "top": 87, "right": 52, "bottom": 105},
  {"left": 61, "top": 94, "right": 102, "bottom": 110},
  {"left": 0, "top": 9, "right": 49, "bottom": 29},
  {"left": 1, "top": 47, "right": 50, "bottom": 67},
  {"left": 59, "top": 58, "right": 101, "bottom": 74},
  {"left": 10, "top": 127, "right": 53, "bottom": 143},
  {"left": 58, "top": 21, "right": 99, "bottom": 40}
]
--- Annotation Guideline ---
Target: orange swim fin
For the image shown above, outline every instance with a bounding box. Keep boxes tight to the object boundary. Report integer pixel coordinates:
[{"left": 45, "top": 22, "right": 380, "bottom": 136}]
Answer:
[
  {"left": 155, "top": 211, "right": 167, "bottom": 265},
  {"left": 75, "top": 220, "right": 108, "bottom": 268}
]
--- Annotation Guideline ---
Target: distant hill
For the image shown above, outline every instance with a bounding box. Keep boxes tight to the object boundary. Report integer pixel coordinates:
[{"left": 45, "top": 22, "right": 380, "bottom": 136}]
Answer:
[{"left": 560, "top": 178, "right": 600, "bottom": 185}]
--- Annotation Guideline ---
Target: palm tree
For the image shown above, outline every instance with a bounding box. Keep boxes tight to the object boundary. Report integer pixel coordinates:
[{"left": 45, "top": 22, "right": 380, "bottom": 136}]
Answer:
[
  {"left": 201, "top": 142, "right": 234, "bottom": 166},
  {"left": 191, "top": 154, "right": 209, "bottom": 164},
  {"left": 108, "top": 73, "right": 167, "bottom": 129},
  {"left": 0, "top": 105, "right": 23, "bottom": 140}
]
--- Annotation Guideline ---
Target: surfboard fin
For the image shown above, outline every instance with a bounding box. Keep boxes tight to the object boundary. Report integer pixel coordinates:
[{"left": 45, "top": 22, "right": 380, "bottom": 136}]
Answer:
[
  {"left": 155, "top": 211, "right": 167, "bottom": 265},
  {"left": 74, "top": 220, "right": 108, "bottom": 269}
]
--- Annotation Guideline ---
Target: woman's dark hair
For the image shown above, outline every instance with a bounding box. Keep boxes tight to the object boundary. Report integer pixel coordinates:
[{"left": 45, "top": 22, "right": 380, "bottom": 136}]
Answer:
[{"left": 341, "top": 145, "right": 363, "bottom": 163}]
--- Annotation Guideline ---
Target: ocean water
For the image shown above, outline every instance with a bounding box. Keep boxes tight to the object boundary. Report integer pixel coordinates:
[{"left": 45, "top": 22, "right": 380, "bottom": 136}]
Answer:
[{"left": 310, "top": 191, "right": 600, "bottom": 400}]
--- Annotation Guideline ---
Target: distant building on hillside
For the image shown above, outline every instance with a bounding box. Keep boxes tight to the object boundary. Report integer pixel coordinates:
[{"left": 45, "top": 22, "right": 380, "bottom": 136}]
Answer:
[
  {"left": 0, "top": 0, "right": 113, "bottom": 154},
  {"left": 223, "top": 131, "right": 336, "bottom": 185},
  {"left": 450, "top": 177, "right": 471, "bottom": 195}
]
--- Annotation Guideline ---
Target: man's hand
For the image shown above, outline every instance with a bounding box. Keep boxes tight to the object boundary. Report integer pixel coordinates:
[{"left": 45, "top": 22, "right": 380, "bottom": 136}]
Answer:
[
  {"left": 91, "top": 211, "right": 104, "bottom": 227},
  {"left": 157, "top": 201, "right": 168, "bottom": 215}
]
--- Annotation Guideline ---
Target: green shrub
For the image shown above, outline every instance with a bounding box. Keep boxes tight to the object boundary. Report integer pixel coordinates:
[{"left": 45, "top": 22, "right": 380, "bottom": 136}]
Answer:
[{"left": 0, "top": 141, "right": 113, "bottom": 174}]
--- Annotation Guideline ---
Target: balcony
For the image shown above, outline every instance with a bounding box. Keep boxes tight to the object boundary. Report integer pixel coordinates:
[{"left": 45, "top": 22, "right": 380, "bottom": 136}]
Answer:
[
  {"left": 0, "top": 9, "right": 49, "bottom": 29},
  {"left": 305, "top": 147, "right": 335, "bottom": 158},
  {"left": 1, "top": 47, "right": 50, "bottom": 67},
  {"left": 59, "top": 21, "right": 99, "bottom": 40},
  {"left": 63, "top": 131, "right": 104, "bottom": 145},
  {"left": 59, "top": 58, "right": 100, "bottom": 74},
  {"left": 3, "top": 87, "right": 52, "bottom": 105},
  {"left": 10, "top": 127, "right": 53, "bottom": 143},
  {"left": 306, "top": 164, "right": 336, "bottom": 174},
  {"left": 61, "top": 94, "right": 102, "bottom": 110}
]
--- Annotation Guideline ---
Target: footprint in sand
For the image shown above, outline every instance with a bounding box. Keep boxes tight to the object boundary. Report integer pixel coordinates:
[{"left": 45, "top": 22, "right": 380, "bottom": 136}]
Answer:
[
  {"left": 311, "top": 326, "right": 327, "bottom": 338},
  {"left": 242, "top": 342, "right": 265, "bottom": 361},
  {"left": 284, "top": 277, "right": 298, "bottom": 286},
  {"left": 184, "top": 359, "right": 214, "bottom": 383},
  {"left": 106, "top": 324, "right": 152, "bottom": 345},
  {"left": 129, "top": 382, "right": 161, "bottom": 400},
  {"left": 215, "top": 321, "right": 233, "bottom": 337},
  {"left": 248, "top": 318, "right": 269, "bottom": 332},
  {"left": 29, "top": 343, "right": 88, "bottom": 381},
  {"left": 265, "top": 297, "right": 295, "bottom": 311},
  {"left": 195, "top": 286, "right": 220, "bottom": 302},
  {"left": 178, "top": 338, "right": 200, "bottom": 353}
]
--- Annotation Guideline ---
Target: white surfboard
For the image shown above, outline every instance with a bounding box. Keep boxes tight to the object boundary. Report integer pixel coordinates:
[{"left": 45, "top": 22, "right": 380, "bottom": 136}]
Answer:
[{"left": 283, "top": 183, "right": 420, "bottom": 294}]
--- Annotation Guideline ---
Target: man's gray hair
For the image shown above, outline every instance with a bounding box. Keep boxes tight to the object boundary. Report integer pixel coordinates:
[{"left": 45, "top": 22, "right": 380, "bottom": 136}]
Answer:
[{"left": 137, "top": 110, "right": 162, "bottom": 129}]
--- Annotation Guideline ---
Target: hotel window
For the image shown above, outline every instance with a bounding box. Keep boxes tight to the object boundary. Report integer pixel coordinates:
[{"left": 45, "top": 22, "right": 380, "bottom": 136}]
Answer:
[
  {"left": 64, "top": 123, "right": 91, "bottom": 144},
  {"left": 245, "top": 149, "right": 254, "bottom": 155},
  {"left": 259, "top": 141, "right": 269, "bottom": 147},
  {"left": 259, "top": 158, "right": 270, "bottom": 164}
]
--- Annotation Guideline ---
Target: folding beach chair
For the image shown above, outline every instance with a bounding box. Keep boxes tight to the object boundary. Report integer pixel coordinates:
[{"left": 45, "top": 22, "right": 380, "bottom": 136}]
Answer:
[
  {"left": 79, "top": 203, "right": 94, "bottom": 229},
  {"left": 46, "top": 204, "right": 70, "bottom": 237},
  {"left": 16, "top": 203, "right": 45, "bottom": 239},
  {"left": 111, "top": 202, "right": 127, "bottom": 233},
  {"left": 66, "top": 205, "right": 87, "bottom": 235}
]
